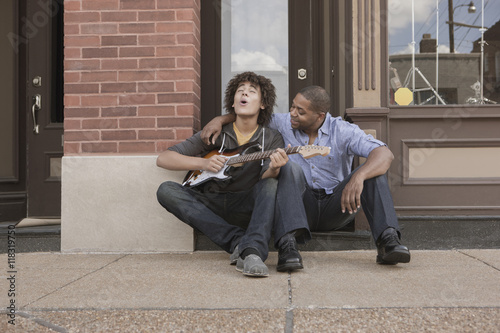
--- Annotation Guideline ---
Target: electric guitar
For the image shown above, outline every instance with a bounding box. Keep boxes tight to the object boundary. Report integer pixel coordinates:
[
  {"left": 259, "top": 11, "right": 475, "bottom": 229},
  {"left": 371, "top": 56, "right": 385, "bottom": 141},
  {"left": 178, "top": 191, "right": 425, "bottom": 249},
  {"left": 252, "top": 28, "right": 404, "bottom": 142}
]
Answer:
[{"left": 182, "top": 142, "right": 331, "bottom": 187}]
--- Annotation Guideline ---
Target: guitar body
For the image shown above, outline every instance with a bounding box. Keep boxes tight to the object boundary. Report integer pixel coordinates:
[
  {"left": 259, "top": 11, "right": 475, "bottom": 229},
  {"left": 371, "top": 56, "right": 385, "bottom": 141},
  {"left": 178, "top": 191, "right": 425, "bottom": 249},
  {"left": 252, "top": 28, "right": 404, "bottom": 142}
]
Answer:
[
  {"left": 182, "top": 143, "right": 331, "bottom": 188},
  {"left": 182, "top": 142, "right": 262, "bottom": 187}
]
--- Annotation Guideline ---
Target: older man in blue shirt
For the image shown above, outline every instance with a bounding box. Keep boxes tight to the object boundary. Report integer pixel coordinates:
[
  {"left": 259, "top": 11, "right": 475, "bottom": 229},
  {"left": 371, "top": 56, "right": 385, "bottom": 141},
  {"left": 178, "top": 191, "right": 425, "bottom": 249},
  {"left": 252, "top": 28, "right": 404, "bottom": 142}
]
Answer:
[{"left": 202, "top": 85, "right": 410, "bottom": 272}]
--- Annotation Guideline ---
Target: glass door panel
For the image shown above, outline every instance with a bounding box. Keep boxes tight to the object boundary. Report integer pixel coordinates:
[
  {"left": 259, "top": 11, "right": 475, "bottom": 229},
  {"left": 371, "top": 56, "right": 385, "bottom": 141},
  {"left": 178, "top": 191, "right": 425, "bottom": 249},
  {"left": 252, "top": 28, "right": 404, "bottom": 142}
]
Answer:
[{"left": 221, "top": 0, "right": 289, "bottom": 113}]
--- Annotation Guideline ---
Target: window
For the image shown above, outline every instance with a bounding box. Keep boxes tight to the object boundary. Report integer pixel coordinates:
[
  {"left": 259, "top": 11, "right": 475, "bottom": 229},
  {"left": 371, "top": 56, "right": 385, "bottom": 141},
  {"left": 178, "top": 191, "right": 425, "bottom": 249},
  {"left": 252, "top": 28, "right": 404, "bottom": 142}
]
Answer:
[
  {"left": 388, "top": 0, "right": 500, "bottom": 106},
  {"left": 220, "top": 0, "right": 289, "bottom": 113}
]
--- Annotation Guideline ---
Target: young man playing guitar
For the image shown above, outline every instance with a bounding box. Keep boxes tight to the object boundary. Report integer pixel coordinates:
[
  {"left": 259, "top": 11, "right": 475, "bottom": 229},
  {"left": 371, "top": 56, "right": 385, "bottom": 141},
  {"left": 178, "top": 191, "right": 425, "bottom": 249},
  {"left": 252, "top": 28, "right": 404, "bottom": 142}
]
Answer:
[
  {"left": 156, "top": 72, "right": 308, "bottom": 277},
  {"left": 202, "top": 85, "right": 411, "bottom": 269}
]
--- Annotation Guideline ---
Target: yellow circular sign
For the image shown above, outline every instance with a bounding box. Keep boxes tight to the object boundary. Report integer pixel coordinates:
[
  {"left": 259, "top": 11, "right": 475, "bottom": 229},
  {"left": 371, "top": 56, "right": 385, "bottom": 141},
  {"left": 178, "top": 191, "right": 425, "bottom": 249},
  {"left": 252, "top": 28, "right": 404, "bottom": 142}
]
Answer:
[{"left": 394, "top": 87, "right": 413, "bottom": 106}]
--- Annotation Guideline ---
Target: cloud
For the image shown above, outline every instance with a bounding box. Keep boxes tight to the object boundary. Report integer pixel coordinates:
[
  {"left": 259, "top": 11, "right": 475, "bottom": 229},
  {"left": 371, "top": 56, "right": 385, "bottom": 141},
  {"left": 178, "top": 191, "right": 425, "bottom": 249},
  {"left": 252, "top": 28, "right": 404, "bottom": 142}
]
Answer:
[
  {"left": 231, "top": 49, "right": 286, "bottom": 72},
  {"left": 388, "top": 0, "right": 436, "bottom": 35}
]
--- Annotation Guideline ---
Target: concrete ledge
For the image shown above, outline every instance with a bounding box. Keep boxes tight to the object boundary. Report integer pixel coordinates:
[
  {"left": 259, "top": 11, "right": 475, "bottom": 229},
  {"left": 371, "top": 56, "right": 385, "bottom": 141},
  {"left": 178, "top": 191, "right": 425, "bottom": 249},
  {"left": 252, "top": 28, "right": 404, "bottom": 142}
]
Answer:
[{"left": 61, "top": 156, "right": 193, "bottom": 253}]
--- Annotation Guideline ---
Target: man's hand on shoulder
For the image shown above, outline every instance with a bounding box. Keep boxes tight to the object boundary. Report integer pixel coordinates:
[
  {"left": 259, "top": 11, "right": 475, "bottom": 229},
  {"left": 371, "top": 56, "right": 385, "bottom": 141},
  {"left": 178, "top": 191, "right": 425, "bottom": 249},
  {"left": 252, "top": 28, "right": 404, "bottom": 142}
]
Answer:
[{"left": 201, "top": 114, "right": 236, "bottom": 145}]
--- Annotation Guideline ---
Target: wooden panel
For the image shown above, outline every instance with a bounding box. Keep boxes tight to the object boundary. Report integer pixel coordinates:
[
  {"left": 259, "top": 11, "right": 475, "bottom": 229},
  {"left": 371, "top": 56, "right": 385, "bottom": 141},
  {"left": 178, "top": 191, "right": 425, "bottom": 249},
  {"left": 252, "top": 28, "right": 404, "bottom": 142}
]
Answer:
[{"left": 388, "top": 106, "right": 500, "bottom": 216}]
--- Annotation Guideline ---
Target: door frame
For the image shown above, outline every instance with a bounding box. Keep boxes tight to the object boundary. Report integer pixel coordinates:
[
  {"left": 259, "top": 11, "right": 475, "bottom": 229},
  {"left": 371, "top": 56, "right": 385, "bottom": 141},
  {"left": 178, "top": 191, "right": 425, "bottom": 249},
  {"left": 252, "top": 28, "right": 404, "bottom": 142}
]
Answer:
[{"left": 200, "top": 0, "right": 353, "bottom": 126}]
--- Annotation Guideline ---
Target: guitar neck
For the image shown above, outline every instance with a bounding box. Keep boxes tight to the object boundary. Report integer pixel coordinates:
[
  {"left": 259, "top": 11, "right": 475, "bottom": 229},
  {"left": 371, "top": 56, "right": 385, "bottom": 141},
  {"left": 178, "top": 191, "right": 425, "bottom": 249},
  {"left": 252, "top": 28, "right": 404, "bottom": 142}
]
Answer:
[{"left": 226, "top": 146, "right": 301, "bottom": 166}]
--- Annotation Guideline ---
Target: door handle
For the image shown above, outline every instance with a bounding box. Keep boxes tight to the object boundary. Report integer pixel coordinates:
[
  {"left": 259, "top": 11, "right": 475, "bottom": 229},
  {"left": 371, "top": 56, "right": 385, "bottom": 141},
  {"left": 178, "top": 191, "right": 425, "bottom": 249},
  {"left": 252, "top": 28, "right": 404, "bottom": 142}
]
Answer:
[{"left": 32, "top": 94, "right": 42, "bottom": 134}]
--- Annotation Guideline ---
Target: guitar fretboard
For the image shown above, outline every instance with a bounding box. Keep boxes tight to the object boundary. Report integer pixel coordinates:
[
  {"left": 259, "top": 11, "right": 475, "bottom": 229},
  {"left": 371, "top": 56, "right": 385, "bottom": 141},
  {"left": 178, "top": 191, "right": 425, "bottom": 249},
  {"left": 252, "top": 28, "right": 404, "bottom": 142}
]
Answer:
[{"left": 226, "top": 146, "right": 302, "bottom": 166}]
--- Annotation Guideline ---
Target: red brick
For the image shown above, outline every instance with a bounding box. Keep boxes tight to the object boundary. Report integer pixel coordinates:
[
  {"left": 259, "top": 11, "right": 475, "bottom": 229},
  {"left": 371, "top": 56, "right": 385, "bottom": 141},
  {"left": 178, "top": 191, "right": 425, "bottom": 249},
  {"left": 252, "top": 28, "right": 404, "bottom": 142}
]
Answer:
[
  {"left": 176, "top": 57, "right": 200, "bottom": 70},
  {"left": 101, "top": 35, "right": 137, "bottom": 46},
  {"left": 81, "top": 23, "right": 118, "bottom": 35},
  {"left": 158, "top": 92, "right": 197, "bottom": 104},
  {"left": 176, "top": 81, "right": 201, "bottom": 98},
  {"left": 138, "top": 82, "right": 174, "bottom": 93},
  {"left": 139, "top": 58, "right": 175, "bottom": 69},
  {"left": 138, "top": 11, "right": 175, "bottom": 22},
  {"left": 64, "top": 24, "right": 80, "bottom": 35},
  {"left": 118, "top": 142, "right": 156, "bottom": 153},
  {"left": 119, "top": 117, "right": 156, "bottom": 128},
  {"left": 138, "top": 35, "right": 176, "bottom": 46},
  {"left": 102, "top": 107, "right": 137, "bottom": 117},
  {"left": 65, "top": 83, "right": 100, "bottom": 94},
  {"left": 177, "top": 105, "right": 197, "bottom": 117},
  {"left": 65, "top": 36, "right": 100, "bottom": 47},
  {"left": 157, "top": 69, "right": 199, "bottom": 81},
  {"left": 64, "top": 142, "right": 81, "bottom": 155},
  {"left": 82, "top": 0, "right": 119, "bottom": 11},
  {"left": 118, "top": 94, "right": 156, "bottom": 105},
  {"left": 64, "top": 119, "right": 81, "bottom": 130},
  {"left": 101, "top": 130, "right": 137, "bottom": 141},
  {"left": 118, "top": 70, "right": 155, "bottom": 81},
  {"left": 64, "top": 72, "right": 81, "bottom": 83},
  {"left": 119, "top": 46, "right": 155, "bottom": 57},
  {"left": 65, "top": 130, "right": 100, "bottom": 141},
  {"left": 65, "top": 108, "right": 100, "bottom": 118},
  {"left": 64, "top": 1, "right": 81, "bottom": 12},
  {"left": 177, "top": 33, "right": 199, "bottom": 45},
  {"left": 176, "top": 9, "right": 199, "bottom": 21},
  {"left": 138, "top": 129, "right": 175, "bottom": 140},
  {"left": 81, "top": 95, "right": 118, "bottom": 107},
  {"left": 82, "top": 142, "right": 118, "bottom": 153},
  {"left": 82, "top": 118, "right": 119, "bottom": 129},
  {"left": 175, "top": 128, "right": 195, "bottom": 140},
  {"left": 101, "top": 11, "right": 137, "bottom": 22},
  {"left": 64, "top": 95, "right": 81, "bottom": 107},
  {"left": 157, "top": 0, "right": 198, "bottom": 9},
  {"left": 120, "top": 0, "right": 156, "bottom": 10},
  {"left": 156, "top": 45, "right": 198, "bottom": 57},
  {"left": 64, "top": 12, "right": 100, "bottom": 23},
  {"left": 101, "top": 82, "right": 136, "bottom": 93},
  {"left": 82, "top": 47, "right": 118, "bottom": 59},
  {"left": 101, "top": 59, "right": 138, "bottom": 70},
  {"left": 81, "top": 71, "right": 117, "bottom": 82},
  {"left": 157, "top": 22, "right": 196, "bottom": 34},
  {"left": 65, "top": 59, "right": 101, "bottom": 71},
  {"left": 119, "top": 23, "right": 156, "bottom": 34},
  {"left": 64, "top": 47, "right": 81, "bottom": 59},
  {"left": 157, "top": 117, "right": 193, "bottom": 128},
  {"left": 138, "top": 105, "right": 175, "bottom": 117}
]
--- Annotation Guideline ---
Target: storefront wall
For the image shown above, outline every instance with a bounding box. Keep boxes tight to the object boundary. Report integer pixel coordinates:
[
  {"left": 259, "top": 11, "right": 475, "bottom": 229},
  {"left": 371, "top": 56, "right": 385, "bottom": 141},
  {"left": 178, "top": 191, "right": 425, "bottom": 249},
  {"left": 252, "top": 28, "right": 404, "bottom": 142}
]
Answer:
[
  {"left": 60, "top": 0, "right": 499, "bottom": 252},
  {"left": 61, "top": 0, "right": 202, "bottom": 252}
]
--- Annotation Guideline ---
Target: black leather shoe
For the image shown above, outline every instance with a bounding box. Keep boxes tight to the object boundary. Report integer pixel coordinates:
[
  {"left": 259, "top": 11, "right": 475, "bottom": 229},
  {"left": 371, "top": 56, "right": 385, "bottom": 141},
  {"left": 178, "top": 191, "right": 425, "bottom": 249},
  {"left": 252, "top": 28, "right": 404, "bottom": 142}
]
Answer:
[
  {"left": 376, "top": 228, "right": 411, "bottom": 265},
  {"left": 277, "top": 235, "right": 303, "bottom": 272}
]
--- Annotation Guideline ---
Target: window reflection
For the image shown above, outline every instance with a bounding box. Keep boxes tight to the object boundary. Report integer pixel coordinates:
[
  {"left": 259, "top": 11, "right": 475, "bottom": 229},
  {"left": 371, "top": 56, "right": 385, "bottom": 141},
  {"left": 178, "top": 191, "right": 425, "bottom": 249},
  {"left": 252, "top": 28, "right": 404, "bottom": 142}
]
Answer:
[
  {"left": 221, "top": 0, "right": 289, "bottom": 113},
  {"left": 388, "top": 0, "right": 499, "bottom": 106}
]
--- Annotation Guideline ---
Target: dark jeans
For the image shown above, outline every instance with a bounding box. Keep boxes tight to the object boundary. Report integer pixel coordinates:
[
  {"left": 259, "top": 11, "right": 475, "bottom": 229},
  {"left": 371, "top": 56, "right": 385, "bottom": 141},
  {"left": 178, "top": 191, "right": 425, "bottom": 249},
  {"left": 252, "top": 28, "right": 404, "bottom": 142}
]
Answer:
[
  {"left": 157, "top": 178, "right": 279, "bottom": 261},
  {"left": 276, "top": 162, "right": 400, "bottom": 242}
]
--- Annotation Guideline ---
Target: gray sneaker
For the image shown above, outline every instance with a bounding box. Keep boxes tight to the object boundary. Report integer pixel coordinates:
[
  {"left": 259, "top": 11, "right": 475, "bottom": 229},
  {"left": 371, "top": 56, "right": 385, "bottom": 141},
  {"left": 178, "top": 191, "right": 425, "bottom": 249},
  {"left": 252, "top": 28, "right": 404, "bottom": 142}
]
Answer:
[
  {"left": 229, "top": 245, "right": 239, "bottom": 265},
  {"left": 236, "top": 254, "right": 269, "bottom": 277}
]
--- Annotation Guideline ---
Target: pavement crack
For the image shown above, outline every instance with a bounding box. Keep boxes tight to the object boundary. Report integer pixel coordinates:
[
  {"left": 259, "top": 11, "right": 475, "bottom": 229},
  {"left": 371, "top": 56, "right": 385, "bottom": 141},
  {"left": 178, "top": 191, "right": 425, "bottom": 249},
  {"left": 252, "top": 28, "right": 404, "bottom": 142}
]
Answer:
[
  {"left": 458, "top": 250, "right": 500, "bottom": 272},
  {"left": 285, "top": 272, "right": 294, "bottom": 333},
  {"left": 18, "top": 311, "right": 68, "bottom": 333},
  {"left": 21, "top": 254, "right": 130, "bottom": 309}
]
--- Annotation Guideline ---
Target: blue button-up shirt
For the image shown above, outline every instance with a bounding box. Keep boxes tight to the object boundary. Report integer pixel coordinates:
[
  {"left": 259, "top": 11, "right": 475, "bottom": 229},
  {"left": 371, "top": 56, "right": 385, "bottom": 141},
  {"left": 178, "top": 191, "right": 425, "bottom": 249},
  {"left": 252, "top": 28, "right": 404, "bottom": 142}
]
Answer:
[{"left": 269, "top": 113, "right": 386, "bottom": 193}]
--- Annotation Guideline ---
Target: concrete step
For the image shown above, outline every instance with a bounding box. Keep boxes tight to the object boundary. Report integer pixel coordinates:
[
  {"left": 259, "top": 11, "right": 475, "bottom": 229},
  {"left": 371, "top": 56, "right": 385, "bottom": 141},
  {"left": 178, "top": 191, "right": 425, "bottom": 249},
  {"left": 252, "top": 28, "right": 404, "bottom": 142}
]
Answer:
[{"left": 0, "top": 222, "right": 61, "bottom": 253}]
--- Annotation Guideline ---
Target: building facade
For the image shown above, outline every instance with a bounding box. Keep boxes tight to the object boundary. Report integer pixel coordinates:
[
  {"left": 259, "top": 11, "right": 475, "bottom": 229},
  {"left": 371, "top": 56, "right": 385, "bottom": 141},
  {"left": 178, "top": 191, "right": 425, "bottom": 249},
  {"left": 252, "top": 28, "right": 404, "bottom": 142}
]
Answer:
[{"left": 1, "top": 0, "right": 499, "bottom": 252}]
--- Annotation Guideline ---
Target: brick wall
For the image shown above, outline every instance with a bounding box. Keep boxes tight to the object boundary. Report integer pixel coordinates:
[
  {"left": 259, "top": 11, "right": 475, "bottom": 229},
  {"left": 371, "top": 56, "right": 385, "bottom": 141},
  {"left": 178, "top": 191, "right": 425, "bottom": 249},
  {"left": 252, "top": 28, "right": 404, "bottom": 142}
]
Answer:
[{"left": 63, "top": 0, "right": 201, "bottom": 155}]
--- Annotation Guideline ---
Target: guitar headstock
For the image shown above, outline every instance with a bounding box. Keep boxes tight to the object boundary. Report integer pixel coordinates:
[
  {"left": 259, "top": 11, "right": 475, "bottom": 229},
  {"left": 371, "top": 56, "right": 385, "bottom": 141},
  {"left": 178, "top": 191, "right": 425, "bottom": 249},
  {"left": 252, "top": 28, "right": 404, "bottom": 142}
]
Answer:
[{"left": 298, "top": 145, "right": 331, "bottom": 159}]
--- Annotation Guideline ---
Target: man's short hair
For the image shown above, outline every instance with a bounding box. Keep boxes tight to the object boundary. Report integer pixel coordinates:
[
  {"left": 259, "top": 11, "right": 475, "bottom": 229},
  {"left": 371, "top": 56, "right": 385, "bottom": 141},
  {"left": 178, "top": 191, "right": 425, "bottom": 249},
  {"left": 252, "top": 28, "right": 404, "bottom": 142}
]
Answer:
[
  {"left": 224, "top": 71, "right": 276, "bottom": 126},
  {"left": 299, "top": 85, "right": 331, "bottom": 114}
]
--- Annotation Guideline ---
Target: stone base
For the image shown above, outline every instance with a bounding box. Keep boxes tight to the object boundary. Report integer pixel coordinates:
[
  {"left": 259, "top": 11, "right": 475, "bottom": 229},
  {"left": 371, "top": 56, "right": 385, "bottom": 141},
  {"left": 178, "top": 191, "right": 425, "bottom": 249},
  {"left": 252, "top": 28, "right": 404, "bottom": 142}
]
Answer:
[{"left": 61, "top": 156, "right": 193, "bottom": 253}]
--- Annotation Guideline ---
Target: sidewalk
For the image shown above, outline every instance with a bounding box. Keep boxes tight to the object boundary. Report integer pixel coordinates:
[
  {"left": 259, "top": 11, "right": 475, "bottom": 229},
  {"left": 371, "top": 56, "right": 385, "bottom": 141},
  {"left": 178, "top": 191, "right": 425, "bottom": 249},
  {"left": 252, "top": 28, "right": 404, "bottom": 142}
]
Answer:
[{"left": 1, "top": 249, "right": 500, "bottom": 332}]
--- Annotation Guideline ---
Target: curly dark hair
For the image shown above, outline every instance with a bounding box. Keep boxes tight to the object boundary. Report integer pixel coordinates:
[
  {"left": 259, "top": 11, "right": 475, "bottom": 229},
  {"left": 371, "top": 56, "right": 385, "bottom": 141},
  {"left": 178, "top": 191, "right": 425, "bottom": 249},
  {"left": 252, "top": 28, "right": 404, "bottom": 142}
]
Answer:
[
  {"left": 224, "top": 71, "right": 276, "bottom": 126},
  {"left": 298, "top": 85, "right": 331, "bottom": 114}
]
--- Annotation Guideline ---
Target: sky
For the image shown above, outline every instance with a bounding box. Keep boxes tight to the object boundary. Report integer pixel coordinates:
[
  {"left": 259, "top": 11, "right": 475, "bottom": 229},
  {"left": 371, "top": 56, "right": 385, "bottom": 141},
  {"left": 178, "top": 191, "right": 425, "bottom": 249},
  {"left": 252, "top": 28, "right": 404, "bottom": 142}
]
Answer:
[{"left": 388, "top": 0, "right": 500, "bottom": 55}]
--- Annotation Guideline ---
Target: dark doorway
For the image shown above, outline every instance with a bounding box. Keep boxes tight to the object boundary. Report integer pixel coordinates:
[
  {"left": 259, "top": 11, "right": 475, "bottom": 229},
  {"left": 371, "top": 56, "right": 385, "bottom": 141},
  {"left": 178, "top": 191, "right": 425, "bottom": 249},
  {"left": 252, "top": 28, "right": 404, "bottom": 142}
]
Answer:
[{"left": 0, "top": 0, "right": 64, "bottom": 222}]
